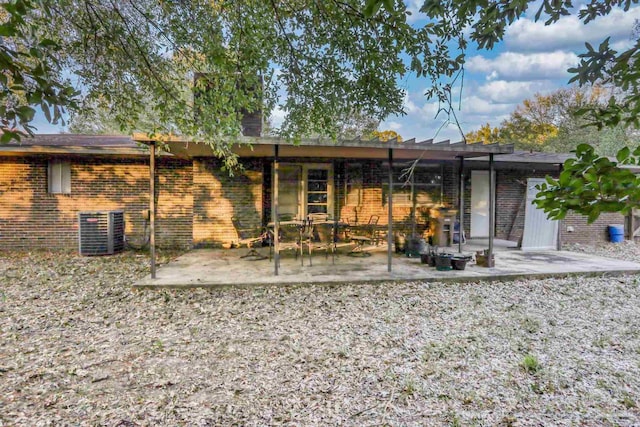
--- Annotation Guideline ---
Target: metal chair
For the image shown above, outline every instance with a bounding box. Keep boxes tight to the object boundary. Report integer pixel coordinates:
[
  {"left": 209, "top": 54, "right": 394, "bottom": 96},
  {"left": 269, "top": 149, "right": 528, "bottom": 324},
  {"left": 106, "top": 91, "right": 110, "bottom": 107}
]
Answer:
[
  {"left": 232, "top": 217, "right": 268, "bottom": 260},
  {"left": 307, "top": 220, "right": 336, "bottom": 265},
  {"left": 277, "top": 221, "right": 306, "bottom": 266}
]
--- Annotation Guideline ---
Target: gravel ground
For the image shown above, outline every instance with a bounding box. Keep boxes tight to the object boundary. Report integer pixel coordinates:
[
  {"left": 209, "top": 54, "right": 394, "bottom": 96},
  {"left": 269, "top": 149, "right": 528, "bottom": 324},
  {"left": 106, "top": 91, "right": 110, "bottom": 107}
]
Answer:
[
  {"left": 2, "top": 248, "right": 640, "bottom": 426},
  {"left": 566, "top": 240, "right": 640, "bottom": 263}
]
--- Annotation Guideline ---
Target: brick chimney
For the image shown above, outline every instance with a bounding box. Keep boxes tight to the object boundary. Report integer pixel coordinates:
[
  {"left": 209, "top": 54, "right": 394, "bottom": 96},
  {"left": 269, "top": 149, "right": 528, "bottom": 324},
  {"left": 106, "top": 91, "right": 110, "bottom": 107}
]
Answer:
[{"left": 193, "top": 73, "right": 262, "bottom": 137}]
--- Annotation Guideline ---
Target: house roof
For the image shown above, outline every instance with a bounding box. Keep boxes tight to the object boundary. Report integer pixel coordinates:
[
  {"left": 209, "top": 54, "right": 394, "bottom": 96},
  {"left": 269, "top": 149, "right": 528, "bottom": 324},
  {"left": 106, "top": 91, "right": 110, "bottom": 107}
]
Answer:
[
  {"left": 17, "top": 134, "right": 615, "bottom": 165},
  {"left": 0, "top": 134, "right": 147, "bottom": 157},
  {"left": 469, "top": 151, "right": 574, "bottom": 164},
  {"left": 0, "top": 133, "right": 516, "bottom": 160},
  {"left": 133, "top": 134, "right": 515, "bottom": 160}
]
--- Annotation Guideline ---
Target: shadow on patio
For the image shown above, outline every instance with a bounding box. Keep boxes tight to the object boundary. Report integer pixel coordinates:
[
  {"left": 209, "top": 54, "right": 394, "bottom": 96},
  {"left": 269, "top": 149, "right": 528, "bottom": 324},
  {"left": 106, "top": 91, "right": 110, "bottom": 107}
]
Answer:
[{"left": 134, "top": 242, "right": 640, "bottom": 288}]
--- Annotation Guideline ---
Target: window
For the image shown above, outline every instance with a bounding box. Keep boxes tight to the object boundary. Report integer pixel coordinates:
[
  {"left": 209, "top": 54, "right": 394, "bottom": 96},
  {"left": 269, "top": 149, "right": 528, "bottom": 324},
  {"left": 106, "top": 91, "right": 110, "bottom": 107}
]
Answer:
[
  {"left": 382, "top": 163, "right": 442, "bottom": 206},
  {"left": 48, "top": 160, "right": 71, "bottom": 194},
  {"left": 273, "top": 163, "right": 334, "bottom": 219},
  {"left": 307, "top": 168, "right": 329, "bottom": 214},
  {"left": 344, "top": 163, "right": 363, "bottom": 206}
]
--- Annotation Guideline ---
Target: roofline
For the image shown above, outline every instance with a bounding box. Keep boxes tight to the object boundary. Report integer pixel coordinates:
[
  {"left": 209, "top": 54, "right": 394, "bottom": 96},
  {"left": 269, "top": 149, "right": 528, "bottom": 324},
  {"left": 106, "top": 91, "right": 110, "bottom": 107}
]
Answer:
[
  {"left": 0, "top": 145, "right": 152, "bottom": 157},
  {"left": 132, "top": 133, "right": 515, "bottom": 158}
]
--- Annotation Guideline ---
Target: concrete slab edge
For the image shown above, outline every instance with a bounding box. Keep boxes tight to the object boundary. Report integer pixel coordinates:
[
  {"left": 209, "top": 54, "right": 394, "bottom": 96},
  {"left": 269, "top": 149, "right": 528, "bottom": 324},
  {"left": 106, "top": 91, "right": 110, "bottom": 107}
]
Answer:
[{"left": 132, "top": 268, "right": 640, "bottom": 291}]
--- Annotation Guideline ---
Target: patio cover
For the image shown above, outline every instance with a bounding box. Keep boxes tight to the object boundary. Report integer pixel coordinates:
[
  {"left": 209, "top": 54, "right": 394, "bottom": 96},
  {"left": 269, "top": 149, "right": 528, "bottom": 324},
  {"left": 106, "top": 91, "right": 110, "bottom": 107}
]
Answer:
[
  {"left": 133, "top": 134, "right": 513, "bottom": 160},
  {"left": 134, "top": 134, "right": 514, "bottom": 278}
]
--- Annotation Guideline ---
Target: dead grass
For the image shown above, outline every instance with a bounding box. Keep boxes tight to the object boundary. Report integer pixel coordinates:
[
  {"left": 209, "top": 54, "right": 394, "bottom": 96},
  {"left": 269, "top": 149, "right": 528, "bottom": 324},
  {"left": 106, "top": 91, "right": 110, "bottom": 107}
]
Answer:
[{"left": 1, "top": 249, "right": 640, "bottom": 425}]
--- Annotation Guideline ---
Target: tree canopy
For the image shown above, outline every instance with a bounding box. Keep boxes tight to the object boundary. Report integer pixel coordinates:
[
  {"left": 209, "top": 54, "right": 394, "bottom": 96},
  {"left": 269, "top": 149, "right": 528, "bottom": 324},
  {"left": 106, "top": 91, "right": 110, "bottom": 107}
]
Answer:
[
  {"left": 2, "top": 0, "right": 639, "bottom": 175},
  {"left": 465, "top": 86, "right": 640, "bottom": 156},
  {"left": 1, "top": 0, "right": 423, "bottom": 158},
  {"left": 535, "top": 144, "right": 640, "bottom": 223}
]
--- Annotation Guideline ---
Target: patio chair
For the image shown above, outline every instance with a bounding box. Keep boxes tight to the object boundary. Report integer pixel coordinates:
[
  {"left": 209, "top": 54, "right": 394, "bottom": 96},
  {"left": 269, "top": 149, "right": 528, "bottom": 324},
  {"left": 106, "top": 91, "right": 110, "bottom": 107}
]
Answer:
[
  {"left": 351, "top": 215, "right": 381, "bottom": 245},
  {"left": 232, "top": 217, "right": 269, "bottom": 260},
  {"left": 277, "top": 221, "right": 306, "bottom": 266},
  {"left": 307, "top": 221, "right": 336, "bottom": 266}
]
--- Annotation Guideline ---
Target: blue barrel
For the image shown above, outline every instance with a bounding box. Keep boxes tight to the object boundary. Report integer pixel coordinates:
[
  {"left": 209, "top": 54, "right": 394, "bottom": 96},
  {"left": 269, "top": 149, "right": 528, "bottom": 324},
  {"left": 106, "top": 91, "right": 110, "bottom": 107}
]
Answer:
[{"left": 608, "top": 224, "right": 625, "bottom": 243}]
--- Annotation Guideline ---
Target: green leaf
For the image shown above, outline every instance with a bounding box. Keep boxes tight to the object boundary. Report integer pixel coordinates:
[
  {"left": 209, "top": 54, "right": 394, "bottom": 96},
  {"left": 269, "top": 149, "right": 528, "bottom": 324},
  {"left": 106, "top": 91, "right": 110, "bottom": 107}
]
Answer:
[
  {"left": 16, "top": 106, "right": 36, "bottom": 122},
  {"left": 42, "top": 102, "right": 51, "bottom": 123},
  {"left": 616, "top": 146, "right": 631, "bottom": 163},
  {"left": 363, "top": 0, "right": 383, "bottom": 17},
  {"left": 0, "top": 131, "right": 15, "bottom": 143}
]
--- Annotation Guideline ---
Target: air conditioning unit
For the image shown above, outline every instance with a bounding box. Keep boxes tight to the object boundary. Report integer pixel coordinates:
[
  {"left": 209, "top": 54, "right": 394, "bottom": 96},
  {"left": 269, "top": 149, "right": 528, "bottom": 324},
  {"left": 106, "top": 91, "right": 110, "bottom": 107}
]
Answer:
[{"left": 78, "top": 210, "right": 125, "bottom": 256}]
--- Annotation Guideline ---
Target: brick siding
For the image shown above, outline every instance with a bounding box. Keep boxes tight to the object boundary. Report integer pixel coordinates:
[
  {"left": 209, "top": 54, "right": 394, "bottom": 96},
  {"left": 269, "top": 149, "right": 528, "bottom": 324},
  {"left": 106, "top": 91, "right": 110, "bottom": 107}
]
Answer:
[
  {"left": 456, "top": 165, "right": 624, "bottom": 245},
  {"left": 1, "top": 154, "right": 628, "bottom": 250},
  {"left": 561, "top": 212, "right": 625, "bottom": 245},
  {"left": 193, "top": 158, "right": 263, "bottom": 247},
  {"left": 0, "top": 156, "right": 192, "bottom": 251}
]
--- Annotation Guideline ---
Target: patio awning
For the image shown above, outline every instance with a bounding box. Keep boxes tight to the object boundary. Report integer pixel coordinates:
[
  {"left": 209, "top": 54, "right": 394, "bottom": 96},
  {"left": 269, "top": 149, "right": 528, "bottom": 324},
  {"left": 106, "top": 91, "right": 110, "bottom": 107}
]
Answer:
[{"left": 133, "top": 134, "right": 514, "bottom": 160}]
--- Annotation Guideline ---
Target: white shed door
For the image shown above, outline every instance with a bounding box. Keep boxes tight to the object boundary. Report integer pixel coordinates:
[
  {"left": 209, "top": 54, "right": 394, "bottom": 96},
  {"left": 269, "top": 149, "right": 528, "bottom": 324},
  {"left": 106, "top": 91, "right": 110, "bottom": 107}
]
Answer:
[
  {"left": 471, "top": 170, "right": 492, "bottom": 238},
  {"left": 521, "top": 178, "right": 558, "bottom": 251}
]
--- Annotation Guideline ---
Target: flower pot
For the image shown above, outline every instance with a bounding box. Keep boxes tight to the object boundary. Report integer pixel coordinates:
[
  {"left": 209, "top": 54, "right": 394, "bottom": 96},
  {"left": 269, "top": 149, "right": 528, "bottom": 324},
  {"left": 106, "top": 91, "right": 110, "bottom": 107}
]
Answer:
[
  {"left": 405, "top": 237, "right": 423, "bottom": 258},
  {"left": 451, "top": 256, "right": 471, "bottom": 270},
  {"left": 476, "top": 254, "right": 495, "bottom": 267},
  {"left": 435, "top": 253, "right": 453, "bottom": 271}
]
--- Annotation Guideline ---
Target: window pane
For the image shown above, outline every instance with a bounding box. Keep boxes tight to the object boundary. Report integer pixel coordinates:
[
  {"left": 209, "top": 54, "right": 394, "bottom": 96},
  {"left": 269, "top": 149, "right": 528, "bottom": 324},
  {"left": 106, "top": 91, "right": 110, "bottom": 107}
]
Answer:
[
  {"left": 308, "top": 205, "right": 327, "bottom": 214},
  {"left": 307, "top": 169, "right": 328, "bottom": 180},
  {"left": 308, "top": 193, "right": 327, "bottom": 203},
  {"left": 308, "top": 181, "right": 327, "bottom": 191},
  {"left": 61, "top": 162, "right": 71, "bottom": 194},
  {"left": 49, "top": 162, "right": 61, "bottom": 193}
]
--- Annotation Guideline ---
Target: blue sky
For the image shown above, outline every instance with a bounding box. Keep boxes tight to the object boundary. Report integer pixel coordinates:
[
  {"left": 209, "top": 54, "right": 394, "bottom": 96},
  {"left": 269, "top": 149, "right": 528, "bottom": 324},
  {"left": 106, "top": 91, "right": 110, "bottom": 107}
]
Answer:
[
  {"left": 377, "top": 2, "right": 640, "bottom": 142},
  {"left": 34, "top": 2, "right": 640, "bottom": 141}
]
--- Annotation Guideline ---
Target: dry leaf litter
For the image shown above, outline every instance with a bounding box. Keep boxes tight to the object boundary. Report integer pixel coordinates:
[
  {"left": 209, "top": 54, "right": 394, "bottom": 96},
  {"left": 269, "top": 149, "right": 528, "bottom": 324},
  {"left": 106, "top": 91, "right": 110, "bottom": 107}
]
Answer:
[{"left": 1, "top": 246, "right": 640, "bottom": 426}]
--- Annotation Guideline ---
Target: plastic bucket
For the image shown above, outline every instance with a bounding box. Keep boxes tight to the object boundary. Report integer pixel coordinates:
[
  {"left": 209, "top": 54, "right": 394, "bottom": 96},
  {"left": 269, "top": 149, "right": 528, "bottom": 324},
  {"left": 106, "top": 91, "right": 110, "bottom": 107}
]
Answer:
[
  {"left": 435, "top": 254, "right": 453, "bottom": 271},
  {"left": 608, "top": 224, "right": 624, "bottom": 243},
  {"left": 451, "top": 256, "right": 471, "bottom": 271}
]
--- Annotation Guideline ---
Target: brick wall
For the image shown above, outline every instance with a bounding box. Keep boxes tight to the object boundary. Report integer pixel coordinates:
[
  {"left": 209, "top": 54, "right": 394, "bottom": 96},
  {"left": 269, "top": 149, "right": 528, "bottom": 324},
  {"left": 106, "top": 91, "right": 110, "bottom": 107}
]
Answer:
[
  {"left": 193, "top": 158, "right": 263, "bottom": 247},
  {"left": 336, "top": 160, "right": 432, "bottom": 230},
  {"left": 0, "top": 155, "right": 193, "bottom": 251},
  {"left": 458, "top": 165, "right": 625, "bottom": 246},
  {"left": 561, "top": 212, "right": 625, "bottom": 245},
  {"left": 1, "top": 154, "right": 628, "bottom": 250}
]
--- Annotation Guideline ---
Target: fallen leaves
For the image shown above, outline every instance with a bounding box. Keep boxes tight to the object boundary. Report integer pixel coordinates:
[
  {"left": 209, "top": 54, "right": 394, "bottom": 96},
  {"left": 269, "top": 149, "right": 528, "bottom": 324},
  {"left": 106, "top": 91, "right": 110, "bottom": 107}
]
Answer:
[{"left": 0, "top": 248, "right": 639, "bottom": 425}]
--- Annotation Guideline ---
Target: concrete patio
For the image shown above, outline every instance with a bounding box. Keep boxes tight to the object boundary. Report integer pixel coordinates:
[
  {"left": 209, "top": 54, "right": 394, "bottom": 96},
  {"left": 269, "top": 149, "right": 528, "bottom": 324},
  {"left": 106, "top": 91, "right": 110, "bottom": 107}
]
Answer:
[{"left": 134, "top": 241, "right": 640, "bottom": 288}]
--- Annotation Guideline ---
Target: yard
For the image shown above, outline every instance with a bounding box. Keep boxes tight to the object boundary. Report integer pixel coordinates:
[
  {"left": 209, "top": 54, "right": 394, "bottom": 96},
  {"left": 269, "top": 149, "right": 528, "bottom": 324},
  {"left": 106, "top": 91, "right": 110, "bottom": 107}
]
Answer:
[{"left": 2, "top": 245, "right": 640, "bottom": 426}]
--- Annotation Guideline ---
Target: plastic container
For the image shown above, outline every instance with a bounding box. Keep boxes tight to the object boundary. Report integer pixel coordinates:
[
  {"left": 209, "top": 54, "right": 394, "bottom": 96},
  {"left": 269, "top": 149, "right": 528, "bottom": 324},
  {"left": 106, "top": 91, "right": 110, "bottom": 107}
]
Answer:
[
  {"left": 608, "top": 224, "right": 624, "bottom": 243},
  {"left": 451, "top": 256, "right": 471, "bottom": 270},
  {"left": 435, "top": 253, "right": 453, "bottom": 271}
]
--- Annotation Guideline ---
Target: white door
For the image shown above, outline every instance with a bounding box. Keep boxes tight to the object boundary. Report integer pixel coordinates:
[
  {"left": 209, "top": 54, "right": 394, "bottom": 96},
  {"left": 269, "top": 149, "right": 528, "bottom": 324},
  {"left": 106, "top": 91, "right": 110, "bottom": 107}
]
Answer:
[
  {"left": 521, "top": 178, "right": 558, "bottom": 251},
  {"left": 470, "top": 170, "right": 493, "bottom": 238}
]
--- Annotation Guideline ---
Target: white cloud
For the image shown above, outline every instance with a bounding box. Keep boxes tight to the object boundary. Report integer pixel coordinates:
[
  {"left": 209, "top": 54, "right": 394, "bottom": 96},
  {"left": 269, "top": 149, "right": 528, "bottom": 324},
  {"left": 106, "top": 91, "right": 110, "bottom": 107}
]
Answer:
[
  {"left": 269, "top": 105, "right": 286, "bottom": 128},
  {"left": 386, "top": 121, "right": 402, "bottom": 131},
  {"left": 460, "top": 96, "right": 516, "bottom": 116},
  {"left": 466, "top": 51, "right": 578, "bottom": 81},
  {"left": 402, "top": 90, "right": 420, "bottom": 114},
  {"left": 405, "top": 0, "right": 426, "bottom": 23},
  {"left": 476, "top": 80, "right": 556, "bottom": 103},
  {"left": 505, "top": 6, "right": 640, "bottom": 52}
]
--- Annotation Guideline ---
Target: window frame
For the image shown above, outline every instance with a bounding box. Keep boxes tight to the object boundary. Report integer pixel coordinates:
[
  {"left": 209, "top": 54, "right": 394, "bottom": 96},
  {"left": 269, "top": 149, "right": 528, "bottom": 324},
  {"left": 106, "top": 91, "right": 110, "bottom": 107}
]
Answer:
[
  {"left": 344, "top": 162, "right": 363, "bottom": 207},
  {"left": 382, "top": 162, "right": 443, "bottom": 207},
  {"left": 48, "top": 159, "right": 71, "bottom": 194}
]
